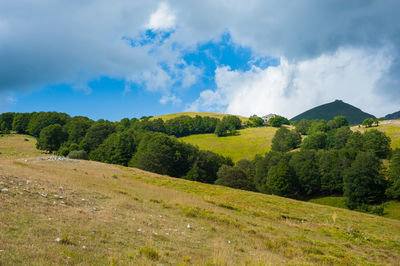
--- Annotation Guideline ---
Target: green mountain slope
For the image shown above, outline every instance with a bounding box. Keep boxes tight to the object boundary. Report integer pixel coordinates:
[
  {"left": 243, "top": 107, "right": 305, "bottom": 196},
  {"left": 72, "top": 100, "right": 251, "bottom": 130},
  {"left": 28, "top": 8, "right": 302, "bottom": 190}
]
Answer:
[
  {"left": 291, "top": 100, "right": 375, "bottom": 124},
  {"left": 1, "top": 134, "right": 400, "bottom": 265},
  {"left": 385, "top": 111, "right": 400, "bottom": 120}
]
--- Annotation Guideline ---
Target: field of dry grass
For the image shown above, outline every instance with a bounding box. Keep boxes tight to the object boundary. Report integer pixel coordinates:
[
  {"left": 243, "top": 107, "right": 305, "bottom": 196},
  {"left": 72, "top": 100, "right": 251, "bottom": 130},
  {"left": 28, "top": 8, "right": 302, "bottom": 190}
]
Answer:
[
  {"left": 351, "top": 119, "right": 400, "bottom": 149},
  {"left": 151, "top": 112, "right": 249, "bottom": 122},
  {"left": 1, "top": 134, "right": 400, "bottom": 265}
]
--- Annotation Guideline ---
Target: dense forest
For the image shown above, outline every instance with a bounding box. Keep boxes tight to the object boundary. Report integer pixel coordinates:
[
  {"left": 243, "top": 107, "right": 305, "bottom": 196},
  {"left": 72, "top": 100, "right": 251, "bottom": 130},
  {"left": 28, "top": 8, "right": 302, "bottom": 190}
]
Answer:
[{"left": 0, "top": 111, "right": 399, "bottom": 214}]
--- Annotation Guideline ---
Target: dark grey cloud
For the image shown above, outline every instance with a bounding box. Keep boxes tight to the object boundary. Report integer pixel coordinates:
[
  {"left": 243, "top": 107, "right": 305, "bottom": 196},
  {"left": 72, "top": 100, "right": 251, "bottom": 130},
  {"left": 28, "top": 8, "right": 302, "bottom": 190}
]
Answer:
[
  {"left": 0, "top": 0, "right": 159, "bottom": 92},
  {"left": 0, "top": 0, "right": 399, "bottom": 106}
]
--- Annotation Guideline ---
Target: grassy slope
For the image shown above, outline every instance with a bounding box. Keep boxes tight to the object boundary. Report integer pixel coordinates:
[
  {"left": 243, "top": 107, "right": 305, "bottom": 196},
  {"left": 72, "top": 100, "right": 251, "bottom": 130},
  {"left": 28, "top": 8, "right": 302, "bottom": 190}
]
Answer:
[
  {"left": 309, "top": 197, "right": 400, "bottom": 221},
  {"left": 1, "top": 135, "right": 400, "bottom": 265},
  {"left": 151, "top": 112, "right": 249, "bottom": 122},
  {"left": 180, "top": 127, "right": 278, "bottom": 162},
  {"left": 351, "top": 119, "right": 400, "bottom": 149}
]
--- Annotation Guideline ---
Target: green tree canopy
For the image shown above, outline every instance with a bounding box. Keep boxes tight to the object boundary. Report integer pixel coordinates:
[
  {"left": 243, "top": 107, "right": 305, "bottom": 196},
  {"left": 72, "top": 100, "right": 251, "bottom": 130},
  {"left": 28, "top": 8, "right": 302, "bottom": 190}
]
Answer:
[
  {"left": 79, "top": 122, "right": 115, "bottom": 152},
  {"left": 301, "top": 131, "right": 327, "bottom": 150},
  {"left": 295, "top": 119, "right": 312, "bottom": 135},
  {"left": 264, "top": 158, "right": 298, "bottom": 198},
  {"left": 363, "top": 129, "right": 391, "bottom": 158},
  {"left": 12, "top": 113, "right": 31, "bottom": 134},
  {"left": 185, "top": 150, "right": 233, "bottom": 184},
  {"left": 28, "top": 112, "right": 70, "bottom": 137},
  {"left": 89, "top": 130, "right": 137, "bottom": 166},
  {"left": 386, "top": 149, "right": 400, "bottom": 200},
  {"left": 289, "top": 150, "right": 321, "bottom": 196},
  {"left": 36, "top": 124, "right": 67, "bottom": 152},
  {"left": 129, "top": 133, "right": 196, "bottom": 177},
  {"left": 271, "top": 127, "right": 301, "bottom": 152},
  {"left": 268, "top": 115, "right": 290, "bottom": 127},
  {"left": 215, "top": 165, "right": 255, "bottom": 191},
  {"left": 362, "top": 118, "right": 374, "bottom": 128},
  {"left": 344, "top": 151, "right": 387, "bottom": 208}
]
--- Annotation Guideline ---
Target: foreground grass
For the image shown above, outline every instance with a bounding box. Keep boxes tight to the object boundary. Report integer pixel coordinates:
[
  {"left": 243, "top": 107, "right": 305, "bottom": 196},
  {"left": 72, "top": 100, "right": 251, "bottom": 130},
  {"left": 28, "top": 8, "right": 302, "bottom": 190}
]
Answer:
[
  {"left": 1, "top": 135, "right": 400, "bottom": 265},
  {"left": 180, "top": 127, "right": 278, "bottom": 162},
  {"left": 351, "top": 119, "right": 400, "bottom": 149},
  {"left": 151, "top": 112, "right": 249, "bottom": 122},
  {"left": 0, "top": 134, "right": 44, "bottom": 159}
]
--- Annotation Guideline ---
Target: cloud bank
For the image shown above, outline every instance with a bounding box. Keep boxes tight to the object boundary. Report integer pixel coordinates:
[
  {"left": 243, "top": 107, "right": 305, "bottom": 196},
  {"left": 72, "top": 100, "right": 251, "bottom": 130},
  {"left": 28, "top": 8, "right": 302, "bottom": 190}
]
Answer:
[
  {"left": 188, "top": 48, "right": 395, "bottom": 117},
  {"left": 1, "top": 0, "right": 399, "bottom": 115}
]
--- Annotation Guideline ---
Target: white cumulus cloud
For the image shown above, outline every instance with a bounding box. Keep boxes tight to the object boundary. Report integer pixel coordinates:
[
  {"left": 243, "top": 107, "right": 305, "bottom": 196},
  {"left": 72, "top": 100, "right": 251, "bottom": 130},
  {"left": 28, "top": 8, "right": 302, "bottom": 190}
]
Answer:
[
  {"left": 188, "top": 48, "right": 396, "bottom": 118},
  {"left": 146, "top": 2, "right": 176, "bottom": 30}
]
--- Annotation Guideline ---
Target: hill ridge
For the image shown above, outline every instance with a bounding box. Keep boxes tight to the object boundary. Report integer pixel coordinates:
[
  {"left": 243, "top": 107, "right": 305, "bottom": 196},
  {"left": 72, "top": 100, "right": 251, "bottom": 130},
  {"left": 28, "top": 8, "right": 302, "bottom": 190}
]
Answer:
[{"left": 291, "top": 99, "right": 375, "bottom": 124}]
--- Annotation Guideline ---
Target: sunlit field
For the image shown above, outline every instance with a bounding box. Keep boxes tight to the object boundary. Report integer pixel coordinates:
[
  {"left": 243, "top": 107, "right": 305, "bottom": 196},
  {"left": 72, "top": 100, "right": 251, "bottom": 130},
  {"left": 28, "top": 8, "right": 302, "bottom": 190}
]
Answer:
[
  {"left": 180, "top": 127, "right": 278, "bottom": 162},
  {"left": 1, "top": 134, "right": 400, "bottom": 265}
]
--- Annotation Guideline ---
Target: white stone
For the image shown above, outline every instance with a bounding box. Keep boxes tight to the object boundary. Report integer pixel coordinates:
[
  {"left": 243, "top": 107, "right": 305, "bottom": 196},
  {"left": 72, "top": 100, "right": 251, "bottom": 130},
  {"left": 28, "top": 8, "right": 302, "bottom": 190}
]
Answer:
[
  {"left": 1, "top": 188, "right": 8, "bottom": 193},
  {"left": 55, "top": 237, "right": 61, "bottom": 242},
  {"left": 187, "top": 224, "right": 191, "bottom": 229}
]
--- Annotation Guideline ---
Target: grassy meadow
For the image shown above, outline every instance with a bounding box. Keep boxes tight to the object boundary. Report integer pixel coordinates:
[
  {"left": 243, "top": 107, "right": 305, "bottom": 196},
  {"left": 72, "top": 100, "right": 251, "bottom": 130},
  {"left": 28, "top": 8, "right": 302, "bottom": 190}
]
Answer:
[
  {"left": 151, "top": 112, "right": 249, "bottom": 122},
  {"left": 351, "top": 119, "right": 400, "bottom": 149},
  {"left": 1, "top": 134, "right": 400, "bottom": 265},
  {"left": 180, "top": 127, "right": 278, "bottom": 162}
]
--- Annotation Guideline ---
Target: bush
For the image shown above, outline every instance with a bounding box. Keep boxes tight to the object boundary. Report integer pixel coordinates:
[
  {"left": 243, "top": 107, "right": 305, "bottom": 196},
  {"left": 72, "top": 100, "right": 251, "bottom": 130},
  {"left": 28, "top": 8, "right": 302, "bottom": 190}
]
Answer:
[
  {"left": 362, "top": 118, "right": 374, "bottom": 127},
  {"left": 139, "top": 246, "right": 159, "bottom": 260},
  {"left": 268, "top": 116, "right": 290, "bottom": 127},
  {"left": 68, "top": 150, "right": 88, "bottom": 160}
]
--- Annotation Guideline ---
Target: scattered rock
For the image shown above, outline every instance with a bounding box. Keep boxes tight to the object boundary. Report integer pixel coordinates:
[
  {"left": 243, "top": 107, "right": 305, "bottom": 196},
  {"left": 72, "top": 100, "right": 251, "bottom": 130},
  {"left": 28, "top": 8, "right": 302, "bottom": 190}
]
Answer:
[
  {"left": 1, "top": 188, "right": 8, "bottom": 193},
  {"left": 82, "top": 245, "right": 87, "bottom": 249},
  {"left": 55, "top": 237, "right": 61, "bottom": 242},
  {"left": 187, "top": 224, "right": 191, "bottom": 229}
]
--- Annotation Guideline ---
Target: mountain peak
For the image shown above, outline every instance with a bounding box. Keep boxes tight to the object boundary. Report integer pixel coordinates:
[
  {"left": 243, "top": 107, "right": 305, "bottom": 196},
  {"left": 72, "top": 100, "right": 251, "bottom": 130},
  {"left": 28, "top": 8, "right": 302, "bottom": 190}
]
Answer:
[{"left": 291, "top": 100, "right": 375, "bottom": 125}]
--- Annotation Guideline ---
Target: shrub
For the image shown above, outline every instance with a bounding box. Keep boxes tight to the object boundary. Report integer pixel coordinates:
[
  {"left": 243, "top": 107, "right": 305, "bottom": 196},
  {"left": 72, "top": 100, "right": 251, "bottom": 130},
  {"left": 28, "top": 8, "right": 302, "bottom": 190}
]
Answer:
[
  {"left": 68, "top": 150, "right": 88, "bottom": 160},
  {"left": 268, "top": 116, "right": 290, "bottom": 127},
  {"left": 139, "top": 246, "right": 159, "bottom": 260}
]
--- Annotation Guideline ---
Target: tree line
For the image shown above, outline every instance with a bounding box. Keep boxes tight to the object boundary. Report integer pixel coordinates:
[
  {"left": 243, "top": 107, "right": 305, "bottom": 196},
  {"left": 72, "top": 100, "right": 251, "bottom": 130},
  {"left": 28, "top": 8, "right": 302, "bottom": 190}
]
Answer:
[
  {"left": 1, "top": 112, "right": 398, "bottom": 214},
  {"left": 215, "top": 116, "right": 399, "bottom": 213}
]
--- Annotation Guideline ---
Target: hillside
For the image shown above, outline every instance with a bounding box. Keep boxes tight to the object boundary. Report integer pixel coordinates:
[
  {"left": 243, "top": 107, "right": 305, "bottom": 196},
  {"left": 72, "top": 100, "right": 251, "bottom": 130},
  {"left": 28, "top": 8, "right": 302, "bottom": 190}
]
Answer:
[
  {"left": 351, "top": 119, "right": 400, "bottom": 149},
  {"left": 151, "top": 112, "right": 249, "bottom": 122},
  {"left": 291, "top": 100, "right": 375, "bottom": 125},
  {"left": 1, "top": 134, "right": 400, "bottom": 265},
  {"left": 385, "top": 111, "right": 400, "bottom": 120},
  {"left": 180, "top": 127, "right": 278, "bottom": 162}
]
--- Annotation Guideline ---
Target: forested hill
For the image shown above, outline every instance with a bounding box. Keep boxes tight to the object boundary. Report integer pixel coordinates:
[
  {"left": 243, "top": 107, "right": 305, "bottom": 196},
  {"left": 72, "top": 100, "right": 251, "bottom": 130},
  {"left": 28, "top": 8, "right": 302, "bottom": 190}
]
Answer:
[
  {"left": 385, "top": 111, "right": 400, "bottom": 120},
  {"left": 291, "top": 100, "right": 375, "bottom": 125}
]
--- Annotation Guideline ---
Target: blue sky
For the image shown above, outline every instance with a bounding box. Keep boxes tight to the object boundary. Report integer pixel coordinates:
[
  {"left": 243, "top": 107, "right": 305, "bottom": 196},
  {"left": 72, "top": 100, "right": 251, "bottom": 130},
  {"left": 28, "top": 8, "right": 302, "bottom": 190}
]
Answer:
[{"left": 1, "top": 1, "right": 399, "bottom": 121}]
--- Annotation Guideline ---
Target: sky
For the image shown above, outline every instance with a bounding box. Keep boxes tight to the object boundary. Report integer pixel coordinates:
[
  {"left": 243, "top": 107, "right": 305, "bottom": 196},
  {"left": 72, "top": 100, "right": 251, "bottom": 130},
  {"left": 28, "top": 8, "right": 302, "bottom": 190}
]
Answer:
[{"left": 1, "top": 0, "right": 400, "bottom": 121}]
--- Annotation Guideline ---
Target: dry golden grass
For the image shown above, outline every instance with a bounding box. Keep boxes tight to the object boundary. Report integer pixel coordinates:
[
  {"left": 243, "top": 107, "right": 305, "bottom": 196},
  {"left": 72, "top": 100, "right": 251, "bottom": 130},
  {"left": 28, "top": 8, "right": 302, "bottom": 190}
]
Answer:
[
  {"left": 0, "top": 134, "right": 44, "bottom": 159},
  {"left": 1, "top": 134, "right": 400, "bottom": 265}
]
